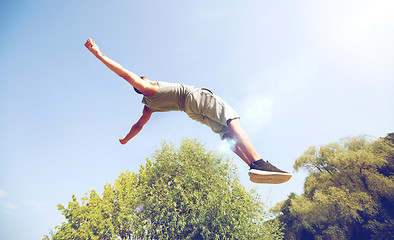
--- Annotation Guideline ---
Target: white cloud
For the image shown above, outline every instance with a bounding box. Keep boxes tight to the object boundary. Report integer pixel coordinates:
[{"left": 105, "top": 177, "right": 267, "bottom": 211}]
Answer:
[
  {"left": 0, "top": 202, "right": 18, "bottom": 212},
  {"left": 0, "top": 190, "right": 6, "bottom": 199},
  {"left": 244, "top": 51, "right": 317, "bottom": 119},
  {"left": 23, "top": 201, "right": 44, "bottom": 212},
  {"left": 267, "top": 55, "right": 317, "bottom": 97},
  {"left": 4, "top": 202, "right": 17, "bottom": 210},
  {"left": 238, "top": 94, "right": 274, "bottom": 134},
  {"left": 0, "top": 190, "right": 18, "bottom": 212}
]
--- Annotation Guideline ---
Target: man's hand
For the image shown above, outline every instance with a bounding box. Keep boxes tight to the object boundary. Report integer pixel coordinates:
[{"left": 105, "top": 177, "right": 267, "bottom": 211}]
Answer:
[
  {"left": 85, "top": 38, "right": 100, "bottom": 56},
  {"left": 119, "top": 136, "right": 129, "bottom": 145}
]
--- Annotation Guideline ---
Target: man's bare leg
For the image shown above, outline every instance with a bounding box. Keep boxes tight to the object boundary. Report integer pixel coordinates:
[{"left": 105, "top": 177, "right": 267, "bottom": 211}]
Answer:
[
  {"left": 225, "top": 119, "right": 292, "bottom": 184},
  {"left": 225, "top": 118, "right": 261, "bottom": 165},
  {"left": 225, "top": 137, "right": 250, "bottom": 163}
]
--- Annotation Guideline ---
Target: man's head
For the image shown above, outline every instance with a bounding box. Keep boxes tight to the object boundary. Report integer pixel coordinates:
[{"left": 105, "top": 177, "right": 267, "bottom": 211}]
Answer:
[{"left": 133, "top": 76, "right": 148, "bottom": 94}]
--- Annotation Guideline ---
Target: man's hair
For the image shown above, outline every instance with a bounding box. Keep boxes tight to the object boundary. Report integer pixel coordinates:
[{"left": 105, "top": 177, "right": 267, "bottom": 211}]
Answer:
[{"left": 133, "top": 76, "right": 146, "bottom": 94}]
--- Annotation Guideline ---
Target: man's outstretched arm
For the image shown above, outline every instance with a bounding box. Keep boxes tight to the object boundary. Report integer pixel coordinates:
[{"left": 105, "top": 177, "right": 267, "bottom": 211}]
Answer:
[
  {"left": 84, "top": 38, "right": 153, "bottom": 94},
  {"left": 119, "top": 106, "right": 154, "bottom": 145}
]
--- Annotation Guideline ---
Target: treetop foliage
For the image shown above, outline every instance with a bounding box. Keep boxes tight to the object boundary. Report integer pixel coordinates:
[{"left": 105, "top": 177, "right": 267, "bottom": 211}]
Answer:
[
  {"left": 274, "top": 133, "right": 394, "bottom": 240},
  {"left": 45, "top": 138, "right": 283, "bottom": 240}
]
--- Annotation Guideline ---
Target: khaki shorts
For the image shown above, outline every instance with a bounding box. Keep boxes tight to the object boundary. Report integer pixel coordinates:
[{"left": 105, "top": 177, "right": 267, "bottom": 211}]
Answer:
[{"left": 184, "top": 88, "right": 240, "bottom": 139}]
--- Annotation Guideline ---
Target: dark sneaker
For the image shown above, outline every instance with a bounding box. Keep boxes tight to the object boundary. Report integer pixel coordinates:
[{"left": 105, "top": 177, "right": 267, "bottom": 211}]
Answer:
[{"left": 249, "top": 159, "right": 292, "bottom": 184}]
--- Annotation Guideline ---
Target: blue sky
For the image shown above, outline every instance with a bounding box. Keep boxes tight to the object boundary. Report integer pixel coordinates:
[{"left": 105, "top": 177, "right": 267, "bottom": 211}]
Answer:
[{"left": 1, "top": 0, "right": 393, "bottom": 239}]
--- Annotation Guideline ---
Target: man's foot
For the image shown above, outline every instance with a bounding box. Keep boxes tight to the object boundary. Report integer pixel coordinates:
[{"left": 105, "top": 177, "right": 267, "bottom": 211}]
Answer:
[{"left": 249, "top": 159, "right": 292, "bottom": 184}]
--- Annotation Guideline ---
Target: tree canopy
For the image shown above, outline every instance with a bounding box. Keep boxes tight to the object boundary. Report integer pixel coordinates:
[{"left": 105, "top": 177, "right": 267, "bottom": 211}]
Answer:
[
  {"left": 274, "top": 133, "right": 394, "bottom": 240},
  {"left": 44, "top": 139, "right": 283, "bottom": 239}
]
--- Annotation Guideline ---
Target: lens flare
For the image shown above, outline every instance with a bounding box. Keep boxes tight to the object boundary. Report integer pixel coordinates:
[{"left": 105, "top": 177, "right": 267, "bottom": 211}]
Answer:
[{"left": 226, "top": 138, "right": 237, "bottom": 151}]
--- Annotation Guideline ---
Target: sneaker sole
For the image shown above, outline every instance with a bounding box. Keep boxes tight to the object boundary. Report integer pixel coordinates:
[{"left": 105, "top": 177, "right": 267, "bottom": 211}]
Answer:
[{"left": 249, "top": 169, "right": 292, "bottom": 184}]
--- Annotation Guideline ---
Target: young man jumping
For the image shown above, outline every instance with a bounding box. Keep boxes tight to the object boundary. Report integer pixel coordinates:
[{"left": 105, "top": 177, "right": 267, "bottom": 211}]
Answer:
[{"left": 85, "top": 38, "right": 291, "bottom": 184}]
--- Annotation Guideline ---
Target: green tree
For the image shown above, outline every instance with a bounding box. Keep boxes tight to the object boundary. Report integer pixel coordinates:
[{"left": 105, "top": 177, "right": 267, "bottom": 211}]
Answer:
[
  {"left": 273, "top": 134, "right": 394, "bottom": 240},
  {"left": 45, "top": 139, "right": 283, "bottom": 239}
]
